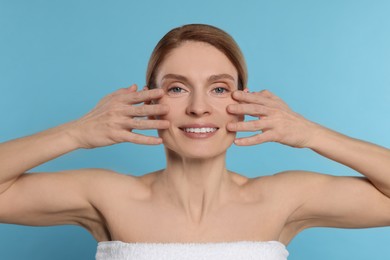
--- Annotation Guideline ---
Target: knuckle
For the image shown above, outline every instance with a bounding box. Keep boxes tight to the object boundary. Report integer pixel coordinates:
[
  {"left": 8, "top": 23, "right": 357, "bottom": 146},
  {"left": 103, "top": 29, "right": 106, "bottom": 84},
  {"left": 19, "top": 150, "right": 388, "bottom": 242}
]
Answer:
[
  {"left": 107, "top": 127, "right": 119, "bottom": 140},
  {"left": 126, "top": 134, "right": 139, "bottom": 143},
  {"left": 131, "top": 91, "right": 143, "bottom": 101},
  {"left": 255, "top": 135, "right": 263, "bottom": 142},
  {"left": 106, "top": 109, "right": 118, "bottom": 118},
  {"left": 139, "top": 105, "right": 148, "bottom": 116},
  {"left": 107, "top": 120, "right": 121, "bottom": 130},
  {"left": 131, "top": 118, "right": 143, "bottom": 128},
  {"left": 129, "top": 106, "right": 143, "bottom": 117},
  {"left": 253, "top": 120, "right": 262, "bottom": 129},
  {"left": 127, "top": 106, "right": 136, "bottom": 116},
  {"left": 254, "top": 105, "right": 264, "bottom": 114},
  {"left": 150, "top": 88, "right": 164, "bottom": 97}
]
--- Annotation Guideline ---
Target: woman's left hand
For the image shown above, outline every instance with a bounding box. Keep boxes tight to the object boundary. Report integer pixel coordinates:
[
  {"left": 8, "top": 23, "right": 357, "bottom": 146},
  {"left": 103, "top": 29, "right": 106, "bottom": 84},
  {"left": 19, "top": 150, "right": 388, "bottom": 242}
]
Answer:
[{"left": 226, "top": 89, "right": 321, "bottom": 148}]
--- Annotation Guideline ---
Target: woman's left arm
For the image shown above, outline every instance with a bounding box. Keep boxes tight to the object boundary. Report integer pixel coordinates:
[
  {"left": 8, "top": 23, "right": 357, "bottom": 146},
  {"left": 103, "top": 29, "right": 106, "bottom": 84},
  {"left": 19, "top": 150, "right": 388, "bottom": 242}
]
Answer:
[
  {"left": 227, "top": 90, "right": 390, "bottom": 228},
  {"left": 227, "top": 89, "right": 390, "bottom": 197},
  {"left": 304, "top": 124, "right": 390, "bottom": 197}
]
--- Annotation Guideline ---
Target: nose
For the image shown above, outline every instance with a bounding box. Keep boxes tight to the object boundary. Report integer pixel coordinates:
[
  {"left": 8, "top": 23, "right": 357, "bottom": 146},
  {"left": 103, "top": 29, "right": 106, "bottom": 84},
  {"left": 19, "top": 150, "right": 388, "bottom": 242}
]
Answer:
[{"left": 185, "top": 91, "right": 212, "bottom": 117}]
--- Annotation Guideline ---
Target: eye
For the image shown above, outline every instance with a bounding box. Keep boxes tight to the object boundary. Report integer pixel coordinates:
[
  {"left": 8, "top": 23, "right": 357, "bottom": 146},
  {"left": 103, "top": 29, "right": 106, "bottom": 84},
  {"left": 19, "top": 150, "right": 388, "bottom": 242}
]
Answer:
[
  {"left": 212, "top": 86, "right": 230, "bottom": 95},
  {"left": 167, "top": 86, "right": 188, "bottom": 95},
  {"left": 168, "top": 87, "right": 182, "bottom": 93}
]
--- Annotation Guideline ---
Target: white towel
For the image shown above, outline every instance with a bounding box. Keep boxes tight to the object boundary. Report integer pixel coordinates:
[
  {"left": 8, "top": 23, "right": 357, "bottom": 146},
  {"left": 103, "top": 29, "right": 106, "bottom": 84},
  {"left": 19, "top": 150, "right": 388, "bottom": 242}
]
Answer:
[{"left": 96, "top": 240, "right": 289, "bottom": 260}]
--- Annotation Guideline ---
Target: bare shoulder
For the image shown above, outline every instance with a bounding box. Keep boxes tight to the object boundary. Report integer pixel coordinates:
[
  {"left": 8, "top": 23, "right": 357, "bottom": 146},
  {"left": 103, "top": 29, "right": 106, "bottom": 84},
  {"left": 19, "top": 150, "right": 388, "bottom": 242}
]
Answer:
[
  {"left": 75, "top": 168, "right": 153, "bottom": 200},
  {"left": 247, "top": 170, "right": 335, "bottom": 207},
  {"left": 261, "top": 170, "right": 333, "bottom": 189}
]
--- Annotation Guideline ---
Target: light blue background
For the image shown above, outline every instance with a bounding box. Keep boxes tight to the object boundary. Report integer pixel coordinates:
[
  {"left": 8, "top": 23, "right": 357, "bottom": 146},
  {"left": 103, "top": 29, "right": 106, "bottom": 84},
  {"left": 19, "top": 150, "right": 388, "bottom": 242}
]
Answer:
[{"left": 1, "top": 0, "right": 390, "bottom": 259}]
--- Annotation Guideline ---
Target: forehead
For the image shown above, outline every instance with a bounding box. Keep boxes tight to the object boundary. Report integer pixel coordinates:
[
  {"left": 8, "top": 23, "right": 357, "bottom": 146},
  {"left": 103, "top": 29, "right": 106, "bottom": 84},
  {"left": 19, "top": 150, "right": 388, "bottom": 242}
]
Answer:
[{"left": 156, "top": 41, "right": 238, "bottom": 81}]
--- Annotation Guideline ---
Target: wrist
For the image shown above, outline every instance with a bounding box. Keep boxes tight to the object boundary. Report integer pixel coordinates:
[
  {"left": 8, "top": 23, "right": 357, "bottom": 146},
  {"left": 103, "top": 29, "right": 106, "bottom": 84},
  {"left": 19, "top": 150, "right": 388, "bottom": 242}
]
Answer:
[
  {"left": 305, "top": 124, "right": 350, "bottom": 156},
  {"left": 303, "top": 122, "right": 337, "bottom": 150},
  {"left": 53, "top": 121, "right": 86, "bottom": 150}
]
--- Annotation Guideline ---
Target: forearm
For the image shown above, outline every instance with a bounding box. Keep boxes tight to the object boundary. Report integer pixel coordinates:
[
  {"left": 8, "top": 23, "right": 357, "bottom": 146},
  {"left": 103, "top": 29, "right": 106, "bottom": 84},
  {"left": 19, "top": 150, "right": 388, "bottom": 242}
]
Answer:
[
  {"left": 0, "top": 122, "right": 80, "bottom": 190},
  {"left": 308, "top": 125, "right": 390, "bottom": 196}
]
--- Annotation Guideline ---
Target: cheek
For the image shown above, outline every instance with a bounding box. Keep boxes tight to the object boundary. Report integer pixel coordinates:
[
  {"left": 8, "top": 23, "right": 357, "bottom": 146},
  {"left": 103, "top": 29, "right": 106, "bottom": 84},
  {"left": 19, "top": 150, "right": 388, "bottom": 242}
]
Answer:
[
  {"left": 156, "top": 97, "right": 183, "bottom": 121},
  {"left": 219, "top": 99, "right": 243, "bottom": 122}
]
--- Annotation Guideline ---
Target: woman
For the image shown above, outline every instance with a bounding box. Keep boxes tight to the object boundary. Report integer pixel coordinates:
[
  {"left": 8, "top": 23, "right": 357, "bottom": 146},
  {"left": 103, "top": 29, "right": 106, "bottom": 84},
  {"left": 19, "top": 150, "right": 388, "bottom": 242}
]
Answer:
[{"left": 0, "top": 24, "right": 389, "bottom": 260}]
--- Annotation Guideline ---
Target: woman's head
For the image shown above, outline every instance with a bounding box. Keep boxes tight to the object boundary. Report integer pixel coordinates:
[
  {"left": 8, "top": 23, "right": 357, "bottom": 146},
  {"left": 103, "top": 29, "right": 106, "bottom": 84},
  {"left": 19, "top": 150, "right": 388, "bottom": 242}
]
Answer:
[
  {"left": 150, "top": 40, "right": 245, "bottom": 159},
  {"left": 146, "top": 24, "right": 247, "bottom": 90}
]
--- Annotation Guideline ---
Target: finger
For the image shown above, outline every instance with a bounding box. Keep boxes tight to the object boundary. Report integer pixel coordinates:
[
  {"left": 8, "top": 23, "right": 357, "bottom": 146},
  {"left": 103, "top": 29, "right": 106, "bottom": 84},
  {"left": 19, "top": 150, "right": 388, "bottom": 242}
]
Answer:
[
  {"left": 128, "top": 84, "right": 138, "bottom": 92},
  {"left": 227, "top": 120, "right": 267, "bottom": 132},
  {"left": 124, "top": 104, "right": 169, "bottom": 117},
  {"left": 227, "top": 103, "right": 271, "bottom": 117},
  {"left": 232, "top": 90, "right": 290, "bottom": 111},
  {"left": 120, "top": 88, "right": 165, "bottom": 104},
  {"left": 124, "top": 118, "right": 170, "bottom": 130},
  {"left": 234, "top": 131, "right": 274, "bottom": 146},
  {"left": 112, "top": 84, "right": 138, "bottom": 96},
  {"left": 258, "top": 90, "right": 289, "bottom": 109},
  {"left": 232, "top": 91, "right": 273, "bottom": 105},
  {"left": 258, "top": 89, "right": 275, "bottom": 99},
  {"left": 122, "top": 131, "right": 164, "bottom": 145}
]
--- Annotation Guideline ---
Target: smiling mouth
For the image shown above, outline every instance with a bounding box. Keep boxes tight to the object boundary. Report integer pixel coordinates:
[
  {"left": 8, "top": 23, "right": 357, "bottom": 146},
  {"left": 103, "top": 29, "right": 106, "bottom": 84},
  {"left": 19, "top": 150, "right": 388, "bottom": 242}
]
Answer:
[{"left": 181, "top": 127, "right": 219, "bottom": 133}]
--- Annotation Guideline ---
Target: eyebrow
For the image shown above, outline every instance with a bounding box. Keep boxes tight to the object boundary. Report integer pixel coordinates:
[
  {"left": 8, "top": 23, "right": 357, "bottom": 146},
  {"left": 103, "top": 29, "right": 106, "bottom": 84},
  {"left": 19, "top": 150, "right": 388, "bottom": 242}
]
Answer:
[
  {"left": 208, "top": 74, "right": 236, "bottom": 82},
  {"left": 161, "top": 73, "right": 236, "bottom": 84}
]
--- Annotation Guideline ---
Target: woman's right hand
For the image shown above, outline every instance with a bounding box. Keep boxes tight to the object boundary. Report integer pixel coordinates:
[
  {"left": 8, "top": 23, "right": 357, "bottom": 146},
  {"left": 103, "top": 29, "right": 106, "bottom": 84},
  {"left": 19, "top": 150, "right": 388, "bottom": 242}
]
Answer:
[{"left": 68, "top": 84, "right": 170, "bottom": 148}]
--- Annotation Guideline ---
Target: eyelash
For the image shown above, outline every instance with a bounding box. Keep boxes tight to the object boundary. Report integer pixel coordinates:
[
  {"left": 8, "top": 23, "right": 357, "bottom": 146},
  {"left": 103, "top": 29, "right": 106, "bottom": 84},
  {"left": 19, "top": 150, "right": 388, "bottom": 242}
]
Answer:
[
  {"left": 212, "top": 86, "right": 230, "bottom": 95},
  {"left": 166, "top": 85, "right": 230, "bottom": 96},
  {"left": 167, "top": 86, "right": 187, "bottom": 94}
]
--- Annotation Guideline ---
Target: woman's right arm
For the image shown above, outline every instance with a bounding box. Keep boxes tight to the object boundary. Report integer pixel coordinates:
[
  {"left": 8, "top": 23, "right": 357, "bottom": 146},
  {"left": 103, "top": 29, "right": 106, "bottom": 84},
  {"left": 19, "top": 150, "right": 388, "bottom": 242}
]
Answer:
[{"left": 0, "top": 84, "right": 169, "bottom": 227}]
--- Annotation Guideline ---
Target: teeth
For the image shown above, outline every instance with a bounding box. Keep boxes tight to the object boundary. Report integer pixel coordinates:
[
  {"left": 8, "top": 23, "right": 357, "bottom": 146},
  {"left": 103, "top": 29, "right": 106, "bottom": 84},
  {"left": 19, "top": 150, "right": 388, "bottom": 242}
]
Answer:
[{"left": 183, "top": 127, "right": 217, "bottom": 133}]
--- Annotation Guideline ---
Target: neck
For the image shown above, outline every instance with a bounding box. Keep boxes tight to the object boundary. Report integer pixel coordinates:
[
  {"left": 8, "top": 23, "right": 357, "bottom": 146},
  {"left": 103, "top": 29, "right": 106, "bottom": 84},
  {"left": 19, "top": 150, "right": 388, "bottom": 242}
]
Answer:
[{"left": 161, "top": 149, "right": 234, "bottom": 224}]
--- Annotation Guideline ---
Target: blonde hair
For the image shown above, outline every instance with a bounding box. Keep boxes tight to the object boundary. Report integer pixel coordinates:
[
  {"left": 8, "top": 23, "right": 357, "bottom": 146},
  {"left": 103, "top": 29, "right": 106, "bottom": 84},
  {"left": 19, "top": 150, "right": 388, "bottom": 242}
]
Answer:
[{"left": 146, "top": 24, "right": 247, "bottom": 90}]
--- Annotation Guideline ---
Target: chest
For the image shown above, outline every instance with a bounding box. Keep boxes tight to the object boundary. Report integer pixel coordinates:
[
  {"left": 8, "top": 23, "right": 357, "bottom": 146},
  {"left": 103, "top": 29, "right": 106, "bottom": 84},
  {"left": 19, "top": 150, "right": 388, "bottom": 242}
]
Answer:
[{"left": 101, "top": 198, "right": 289, "bottom": 243}]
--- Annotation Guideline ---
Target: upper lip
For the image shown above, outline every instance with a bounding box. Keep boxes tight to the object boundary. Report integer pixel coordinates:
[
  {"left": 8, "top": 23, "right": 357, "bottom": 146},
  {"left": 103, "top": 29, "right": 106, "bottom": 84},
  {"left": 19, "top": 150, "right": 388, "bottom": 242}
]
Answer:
[{"left": 179, "top": 124, "right": 219, "bottom": 129}]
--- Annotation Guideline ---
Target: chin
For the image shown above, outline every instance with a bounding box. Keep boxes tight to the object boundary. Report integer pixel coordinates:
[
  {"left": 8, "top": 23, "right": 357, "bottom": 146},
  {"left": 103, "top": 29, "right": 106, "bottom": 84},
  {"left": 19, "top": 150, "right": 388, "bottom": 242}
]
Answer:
[
  {"left": 165, "top": 147, "right": 229, "bottom": 160},
  {"left": 162, "top": 137, "right": 235, "bottom": 160},
  {"left": 159, "top": 127, "right": 236, "bottom": 159}
]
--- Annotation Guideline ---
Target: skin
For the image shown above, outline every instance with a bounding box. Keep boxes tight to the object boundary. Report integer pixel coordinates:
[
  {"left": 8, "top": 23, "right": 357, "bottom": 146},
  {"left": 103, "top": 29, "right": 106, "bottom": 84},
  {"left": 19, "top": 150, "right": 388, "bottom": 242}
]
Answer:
[{"left": 1, "top": 41, "right": 390, "bottom": 246}]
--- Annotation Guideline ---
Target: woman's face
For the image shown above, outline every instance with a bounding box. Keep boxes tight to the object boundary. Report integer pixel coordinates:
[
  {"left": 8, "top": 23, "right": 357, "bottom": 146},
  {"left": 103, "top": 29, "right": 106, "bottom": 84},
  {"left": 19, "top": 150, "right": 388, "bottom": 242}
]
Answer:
[{"left": 154, "top": 41, "right": 243, "bottom": 159}]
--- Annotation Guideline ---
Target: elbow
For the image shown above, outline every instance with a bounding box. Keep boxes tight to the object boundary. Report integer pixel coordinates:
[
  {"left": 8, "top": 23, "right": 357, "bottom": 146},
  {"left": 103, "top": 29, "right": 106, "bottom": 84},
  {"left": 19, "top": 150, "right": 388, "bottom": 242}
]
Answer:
[
  {"left": 0, "top": 178, "right": 18, "bottom": 196},
  {"left": 374, "top": 184, "right": 390, "bottom": 199}
]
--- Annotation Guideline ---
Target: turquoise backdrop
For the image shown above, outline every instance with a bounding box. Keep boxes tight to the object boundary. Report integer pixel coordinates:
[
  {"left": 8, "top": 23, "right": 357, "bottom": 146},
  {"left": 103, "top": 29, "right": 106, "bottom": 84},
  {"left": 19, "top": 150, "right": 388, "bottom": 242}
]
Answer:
[{"left": 1, "top": 0, "right": 390, "bottom": 259}]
